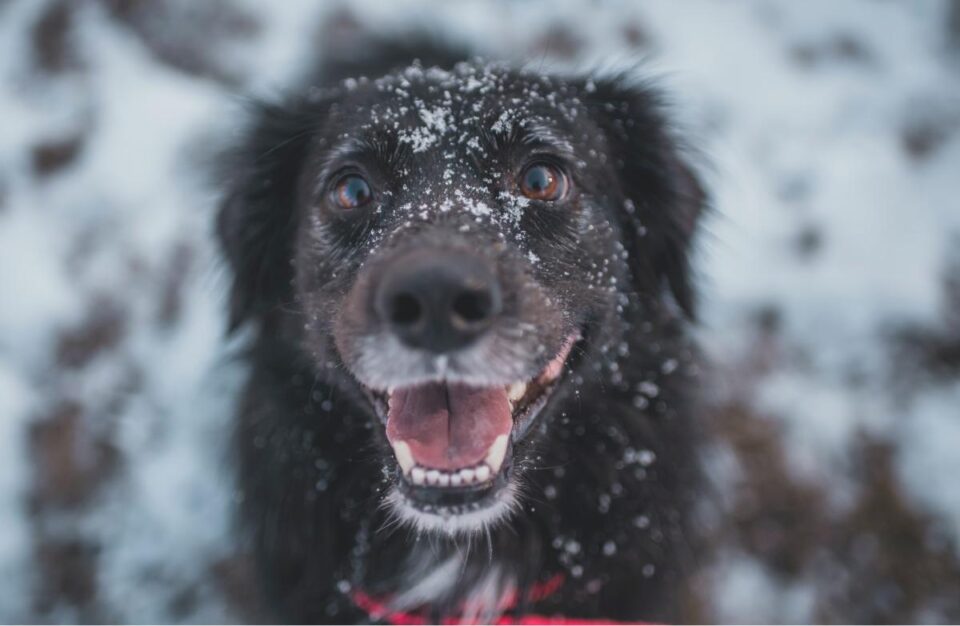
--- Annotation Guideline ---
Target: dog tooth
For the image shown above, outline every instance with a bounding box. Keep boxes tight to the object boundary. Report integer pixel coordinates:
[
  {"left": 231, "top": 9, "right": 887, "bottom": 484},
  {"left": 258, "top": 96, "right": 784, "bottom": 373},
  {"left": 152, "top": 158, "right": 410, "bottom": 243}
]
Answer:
[
  {"left": 460, "top": 468, "right": 476, "bottom": 484},
  {"left": 437, "top": 472, "right": 450, "bottom": 487},
  {"left": 475, "top": 464, "right": 491, "bottom": 483},
  {"left": 425, "top": 469, "right": 440, "bottom": 486},
  {"left": 411, "top": 467, "right": 426, "bottom": 485},
  {"left": 508, "top": 382, "right": 528, "bottom": 403},
  {"left": 450, "top": 473, "right": 463, "bottom": 487},
  {"left": 391, "top": 441, "right": 415, "bottom": 475},
  {"left": 484, "top": 434, "right": 509, "bottom": 473}
]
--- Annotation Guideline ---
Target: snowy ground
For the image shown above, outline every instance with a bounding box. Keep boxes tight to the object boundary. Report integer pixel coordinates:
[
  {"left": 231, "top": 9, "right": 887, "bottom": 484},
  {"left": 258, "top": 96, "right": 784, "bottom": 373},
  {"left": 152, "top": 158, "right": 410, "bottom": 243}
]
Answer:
[{"left": 1, "top": 0, "right": 959, "bottom": 622}]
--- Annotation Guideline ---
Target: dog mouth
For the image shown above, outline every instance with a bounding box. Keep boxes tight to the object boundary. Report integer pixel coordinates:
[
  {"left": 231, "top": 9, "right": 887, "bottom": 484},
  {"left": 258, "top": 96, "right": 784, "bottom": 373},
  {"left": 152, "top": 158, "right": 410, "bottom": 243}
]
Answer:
[{"left": 364, "top": 334, "right": 578, "bottom": 513}]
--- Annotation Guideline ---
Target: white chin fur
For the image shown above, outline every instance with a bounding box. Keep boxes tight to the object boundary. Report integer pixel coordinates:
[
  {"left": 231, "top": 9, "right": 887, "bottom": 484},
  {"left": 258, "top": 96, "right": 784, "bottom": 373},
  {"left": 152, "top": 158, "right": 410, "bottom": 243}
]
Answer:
[{"left": 382, "top": 483, "right": 520, "bottom": 536}]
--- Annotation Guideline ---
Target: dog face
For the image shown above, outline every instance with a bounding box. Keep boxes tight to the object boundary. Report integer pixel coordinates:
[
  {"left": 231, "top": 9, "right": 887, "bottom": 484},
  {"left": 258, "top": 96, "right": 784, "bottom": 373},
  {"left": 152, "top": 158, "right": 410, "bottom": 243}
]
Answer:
[{"left": 219, "top": 61, "right": 703, "bottom": 534}]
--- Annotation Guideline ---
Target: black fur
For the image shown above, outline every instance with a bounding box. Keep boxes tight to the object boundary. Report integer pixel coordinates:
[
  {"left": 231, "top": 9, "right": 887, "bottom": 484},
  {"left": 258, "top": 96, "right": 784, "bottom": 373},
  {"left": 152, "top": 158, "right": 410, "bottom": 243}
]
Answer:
[{"left": 218, "top": 41, "right": 706, "bottom": 623}]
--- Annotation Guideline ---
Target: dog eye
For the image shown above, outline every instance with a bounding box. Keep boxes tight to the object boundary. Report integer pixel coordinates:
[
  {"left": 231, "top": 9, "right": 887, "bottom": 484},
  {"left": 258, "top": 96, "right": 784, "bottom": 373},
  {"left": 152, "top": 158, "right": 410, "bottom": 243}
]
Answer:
[
  {"left": 331, "top": 175, "right": 373, "bottom": 210},
  {"left": 519, "top": 162, "right": 567, "bottom": 201}
]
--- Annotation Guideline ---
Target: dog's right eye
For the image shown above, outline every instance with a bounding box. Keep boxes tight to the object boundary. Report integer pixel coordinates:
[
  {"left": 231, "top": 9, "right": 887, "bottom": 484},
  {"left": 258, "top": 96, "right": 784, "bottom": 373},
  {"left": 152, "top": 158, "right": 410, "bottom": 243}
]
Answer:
[{"left": 331, "top": 175, "right": 373, "bottom": 210}]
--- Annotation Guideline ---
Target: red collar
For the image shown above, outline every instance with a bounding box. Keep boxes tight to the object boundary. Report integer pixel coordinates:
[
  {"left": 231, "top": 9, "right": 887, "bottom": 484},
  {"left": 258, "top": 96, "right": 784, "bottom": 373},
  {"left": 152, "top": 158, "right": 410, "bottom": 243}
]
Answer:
[{"left": 350, "top": 574, "right": 649, "bottom": 624}]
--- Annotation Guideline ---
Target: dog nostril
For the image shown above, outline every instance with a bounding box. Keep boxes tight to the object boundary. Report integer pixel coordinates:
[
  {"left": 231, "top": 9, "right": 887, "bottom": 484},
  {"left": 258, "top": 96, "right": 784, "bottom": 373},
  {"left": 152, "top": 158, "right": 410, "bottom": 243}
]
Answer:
[
  {"left": 390, "top": 293, "right": 423, "bottom": 326},
  {"left": 452, "top": 289, "right": 493, "bottom": 325}
]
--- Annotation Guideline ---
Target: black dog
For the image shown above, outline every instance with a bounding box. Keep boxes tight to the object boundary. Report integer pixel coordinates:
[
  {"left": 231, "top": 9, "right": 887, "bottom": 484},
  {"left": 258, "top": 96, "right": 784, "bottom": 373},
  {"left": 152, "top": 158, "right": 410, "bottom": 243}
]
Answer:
[{"left": 217, "top": 39, "right": 705, "bottom": 623}]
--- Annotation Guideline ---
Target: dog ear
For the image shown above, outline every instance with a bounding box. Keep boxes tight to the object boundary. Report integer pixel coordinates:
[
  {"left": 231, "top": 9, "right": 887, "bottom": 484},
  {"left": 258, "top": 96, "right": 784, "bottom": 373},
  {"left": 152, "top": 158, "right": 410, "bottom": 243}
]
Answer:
[
  {"left": 586, "top": 78, "right": 706, "bottom": 318},
  {"left": 217, "top": 99, "right": 323, "bottom": 331}
]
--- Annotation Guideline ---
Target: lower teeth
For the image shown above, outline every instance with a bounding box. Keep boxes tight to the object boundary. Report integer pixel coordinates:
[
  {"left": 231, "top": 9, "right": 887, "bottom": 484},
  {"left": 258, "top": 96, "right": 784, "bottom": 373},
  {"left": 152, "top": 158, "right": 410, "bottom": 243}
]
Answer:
[{"left": 407, "top": 462, "right": 494, "bottom": 487}]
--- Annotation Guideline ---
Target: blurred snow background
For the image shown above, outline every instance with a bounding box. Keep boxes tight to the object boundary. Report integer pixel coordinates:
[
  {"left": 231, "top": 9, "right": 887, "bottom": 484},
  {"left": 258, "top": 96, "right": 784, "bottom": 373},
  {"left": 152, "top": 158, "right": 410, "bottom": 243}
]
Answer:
[{"left": 1, "top": 0, "right": 959, "bottom": 622}]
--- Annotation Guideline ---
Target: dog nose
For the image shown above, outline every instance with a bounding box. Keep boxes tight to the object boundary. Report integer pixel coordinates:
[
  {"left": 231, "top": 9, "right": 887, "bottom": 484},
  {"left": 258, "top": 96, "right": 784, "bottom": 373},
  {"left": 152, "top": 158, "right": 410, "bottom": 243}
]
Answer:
[{"left": 376, "top": 250, "right": 502, "bottom": 353}]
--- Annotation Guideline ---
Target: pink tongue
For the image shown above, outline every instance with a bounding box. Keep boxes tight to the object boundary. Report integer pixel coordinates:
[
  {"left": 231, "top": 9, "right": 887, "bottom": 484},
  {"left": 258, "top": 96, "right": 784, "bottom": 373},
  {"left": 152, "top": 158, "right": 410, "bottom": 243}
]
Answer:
[{"left": 385, "top": 383, "right": 512, "bottom": 470}]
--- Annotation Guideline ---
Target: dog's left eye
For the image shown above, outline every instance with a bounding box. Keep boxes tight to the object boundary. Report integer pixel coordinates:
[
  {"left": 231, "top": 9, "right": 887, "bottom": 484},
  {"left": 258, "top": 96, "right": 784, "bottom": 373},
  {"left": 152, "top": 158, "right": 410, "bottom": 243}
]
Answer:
[
  {"left": 519, "top": 162, "right": 568, "bottom": 201},
  {"left": 331, "top": 175, "right": 373, "bottom": 210}
]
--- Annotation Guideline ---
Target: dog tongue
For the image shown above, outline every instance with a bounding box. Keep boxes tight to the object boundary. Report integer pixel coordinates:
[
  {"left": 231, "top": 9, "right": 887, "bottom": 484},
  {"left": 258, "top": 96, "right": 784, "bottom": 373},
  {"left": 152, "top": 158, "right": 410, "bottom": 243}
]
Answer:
[{"left": 385, "top": 382, "right": 512, "bottom": 470}]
